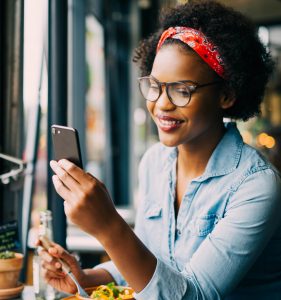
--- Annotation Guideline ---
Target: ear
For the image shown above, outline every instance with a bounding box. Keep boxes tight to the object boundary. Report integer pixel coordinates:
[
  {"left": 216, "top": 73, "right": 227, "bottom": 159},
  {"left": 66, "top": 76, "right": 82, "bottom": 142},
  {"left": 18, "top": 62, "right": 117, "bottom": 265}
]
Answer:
[{"left": 219, "top": 88, "right": 236, "bottom": 110}]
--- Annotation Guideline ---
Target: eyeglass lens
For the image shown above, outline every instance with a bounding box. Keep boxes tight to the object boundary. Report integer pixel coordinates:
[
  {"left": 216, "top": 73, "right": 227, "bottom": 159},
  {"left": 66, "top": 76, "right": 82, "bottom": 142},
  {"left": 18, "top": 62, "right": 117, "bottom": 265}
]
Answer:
[{"left": 139, "top": 77, "right": 192, "bottom": 107}]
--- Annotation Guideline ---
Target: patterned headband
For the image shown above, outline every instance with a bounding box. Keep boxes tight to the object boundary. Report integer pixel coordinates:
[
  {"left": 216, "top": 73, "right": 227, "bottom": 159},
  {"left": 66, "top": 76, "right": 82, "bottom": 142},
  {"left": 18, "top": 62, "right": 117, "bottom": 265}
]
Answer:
[{"left": 157, "top": 26, "right": 225, "bottom": 79}]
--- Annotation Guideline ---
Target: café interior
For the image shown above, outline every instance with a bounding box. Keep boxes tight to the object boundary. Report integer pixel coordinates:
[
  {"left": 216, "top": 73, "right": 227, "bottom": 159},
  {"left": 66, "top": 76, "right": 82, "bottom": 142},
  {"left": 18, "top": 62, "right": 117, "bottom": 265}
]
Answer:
[{"left": 0, "top": 0, "right": 281, "bottom": 299}]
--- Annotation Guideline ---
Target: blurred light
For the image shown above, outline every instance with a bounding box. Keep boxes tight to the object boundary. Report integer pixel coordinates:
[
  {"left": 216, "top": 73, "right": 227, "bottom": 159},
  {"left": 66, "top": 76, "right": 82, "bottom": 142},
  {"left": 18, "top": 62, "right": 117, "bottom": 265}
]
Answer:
[
  {"left": 134, "top": 108, "right": 146, "bottom": 125},
  {"left": 257, "top": 132, "right": 268, "bottom": 146},
  {"left": 40, "top": 134, "right": 46, "bottom": 149},
  {"left": 257, "top": 132, "right": 276, "bottom": 149},
  {"left": 265, "top": 136, "right": 275, "bottom": 149},
  {"left": 138, "top": 0, "right": 151, "bottom": 9},
  {"left": 258, "top": 26, "right": 269, "bottom": 46}
]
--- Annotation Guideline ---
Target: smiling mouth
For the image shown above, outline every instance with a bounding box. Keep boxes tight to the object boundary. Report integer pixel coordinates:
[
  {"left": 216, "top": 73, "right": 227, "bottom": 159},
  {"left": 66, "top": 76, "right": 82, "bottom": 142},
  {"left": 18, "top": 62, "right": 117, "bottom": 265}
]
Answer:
[{"left": 156, "top": 116, "right": 184, "bottom": 132}]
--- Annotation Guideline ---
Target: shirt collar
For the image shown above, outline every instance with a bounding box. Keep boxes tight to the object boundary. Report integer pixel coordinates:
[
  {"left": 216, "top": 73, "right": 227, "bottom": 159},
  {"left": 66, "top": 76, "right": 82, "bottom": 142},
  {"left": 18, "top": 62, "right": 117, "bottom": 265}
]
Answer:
[
  {"left": 200, "top": 122, "right": 243, "bottom": 180},
  {"left": 163, "top": 122, "right": 244, "bottom": 180}
]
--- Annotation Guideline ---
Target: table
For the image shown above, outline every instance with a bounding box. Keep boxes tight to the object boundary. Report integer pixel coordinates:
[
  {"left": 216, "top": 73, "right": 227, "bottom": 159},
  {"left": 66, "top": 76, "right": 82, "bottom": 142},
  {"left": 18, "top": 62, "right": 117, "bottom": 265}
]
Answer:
[{"left": 13, "top": 286, "right": 70, "bottom": 300}]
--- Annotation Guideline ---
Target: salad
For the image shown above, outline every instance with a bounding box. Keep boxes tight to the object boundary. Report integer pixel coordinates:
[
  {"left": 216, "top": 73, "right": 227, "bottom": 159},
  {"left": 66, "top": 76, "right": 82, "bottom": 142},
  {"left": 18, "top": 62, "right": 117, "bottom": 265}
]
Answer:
[{"left": 89, "top": 282, "right": 134, "bottom": 300}]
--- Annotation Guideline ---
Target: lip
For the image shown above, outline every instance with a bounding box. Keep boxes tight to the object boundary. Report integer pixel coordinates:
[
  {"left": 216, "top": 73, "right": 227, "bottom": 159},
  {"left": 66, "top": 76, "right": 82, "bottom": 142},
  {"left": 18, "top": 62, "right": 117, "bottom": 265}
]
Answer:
[{"left": 156, "top": 114, "right": 184, "bottom": 132}]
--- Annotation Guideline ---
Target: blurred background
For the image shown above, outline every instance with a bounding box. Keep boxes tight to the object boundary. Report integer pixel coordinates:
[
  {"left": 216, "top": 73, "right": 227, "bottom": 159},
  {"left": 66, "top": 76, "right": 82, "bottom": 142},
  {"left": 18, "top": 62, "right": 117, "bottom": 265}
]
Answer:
[{"left": 0, "top": 0, "right": 281, "bottom": 284}]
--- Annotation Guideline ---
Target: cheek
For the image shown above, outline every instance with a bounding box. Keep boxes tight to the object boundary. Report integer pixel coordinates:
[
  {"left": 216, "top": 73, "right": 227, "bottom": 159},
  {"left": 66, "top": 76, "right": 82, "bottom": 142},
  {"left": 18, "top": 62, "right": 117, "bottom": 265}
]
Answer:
[
  {"left": 146, "top": 101, "right": 155, "bottom": 116},
  {"left": 188, "top": 96, "right": 222, "bottom": 122}
]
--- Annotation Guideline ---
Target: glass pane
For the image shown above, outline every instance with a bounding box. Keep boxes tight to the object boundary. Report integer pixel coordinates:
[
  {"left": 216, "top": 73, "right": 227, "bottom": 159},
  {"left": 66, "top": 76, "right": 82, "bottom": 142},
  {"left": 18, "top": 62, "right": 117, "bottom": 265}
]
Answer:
[
  {"left": 85, "top": 16, "right": 107, "bottom": 182},
  {"left": 23, "top": 0, "right": 48, "bottom": 247}
]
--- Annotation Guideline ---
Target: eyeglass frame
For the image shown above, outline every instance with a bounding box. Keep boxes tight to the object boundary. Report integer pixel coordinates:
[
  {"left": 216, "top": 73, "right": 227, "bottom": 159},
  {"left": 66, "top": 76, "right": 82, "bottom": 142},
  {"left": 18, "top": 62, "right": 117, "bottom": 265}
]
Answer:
[{"left": 137, "top": 75, "right": 222, "bottom": 107}]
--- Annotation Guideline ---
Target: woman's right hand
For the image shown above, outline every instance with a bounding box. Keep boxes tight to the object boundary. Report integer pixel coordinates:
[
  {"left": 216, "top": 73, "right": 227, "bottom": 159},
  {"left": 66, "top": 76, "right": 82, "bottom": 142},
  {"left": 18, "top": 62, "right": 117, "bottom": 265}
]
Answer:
[{"left": 38, "top": 241, "right": 87, "bottom": 294}]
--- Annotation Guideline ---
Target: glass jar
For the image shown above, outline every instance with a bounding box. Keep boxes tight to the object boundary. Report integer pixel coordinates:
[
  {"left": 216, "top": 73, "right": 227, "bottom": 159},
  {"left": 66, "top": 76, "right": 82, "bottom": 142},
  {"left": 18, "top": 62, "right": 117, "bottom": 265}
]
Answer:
[{"left": 33, "top": 210, "right": 57, "bottom": 300}]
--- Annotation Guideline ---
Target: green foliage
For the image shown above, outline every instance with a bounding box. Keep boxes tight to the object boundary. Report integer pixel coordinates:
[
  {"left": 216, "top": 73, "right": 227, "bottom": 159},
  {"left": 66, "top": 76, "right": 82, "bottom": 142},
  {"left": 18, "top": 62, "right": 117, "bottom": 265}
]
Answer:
[{"left": 0, "top": 250, "right": 16, "bottom": 259}]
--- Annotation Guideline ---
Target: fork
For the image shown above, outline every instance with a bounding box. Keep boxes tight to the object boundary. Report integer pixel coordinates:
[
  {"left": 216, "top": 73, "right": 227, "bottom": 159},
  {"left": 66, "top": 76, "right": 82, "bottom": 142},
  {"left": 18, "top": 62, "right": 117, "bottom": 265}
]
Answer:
[{"left": 40, "top": 235, "right": 90, "bottom": 298}]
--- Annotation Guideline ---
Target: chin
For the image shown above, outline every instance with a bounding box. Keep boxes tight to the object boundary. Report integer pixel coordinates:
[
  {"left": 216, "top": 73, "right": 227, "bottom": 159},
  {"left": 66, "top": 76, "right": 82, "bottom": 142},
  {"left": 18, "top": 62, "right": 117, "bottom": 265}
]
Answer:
[{"left": 158, "top": 134, "right": 181, "bottom": 148}]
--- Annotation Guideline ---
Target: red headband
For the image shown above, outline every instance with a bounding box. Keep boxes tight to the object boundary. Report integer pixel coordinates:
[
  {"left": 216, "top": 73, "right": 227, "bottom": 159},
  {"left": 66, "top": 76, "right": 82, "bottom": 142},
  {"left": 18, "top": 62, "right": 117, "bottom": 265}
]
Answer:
[{"left": 157, "top": 26, "right": 225, "bottom": 79}]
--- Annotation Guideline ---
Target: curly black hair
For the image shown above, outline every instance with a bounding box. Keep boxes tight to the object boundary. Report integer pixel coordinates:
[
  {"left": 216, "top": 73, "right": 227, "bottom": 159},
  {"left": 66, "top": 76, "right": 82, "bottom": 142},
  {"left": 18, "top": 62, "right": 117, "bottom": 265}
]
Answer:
[{"left": 133, "top": 0, "right": 274, "bottom": 121}]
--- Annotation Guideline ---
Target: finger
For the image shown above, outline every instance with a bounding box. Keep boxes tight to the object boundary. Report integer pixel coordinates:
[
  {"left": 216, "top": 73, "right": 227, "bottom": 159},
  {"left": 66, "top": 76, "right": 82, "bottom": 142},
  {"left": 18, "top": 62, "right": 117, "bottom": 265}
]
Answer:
[
  {"left": 41, "top": 259, "right": 63, "bottom": 273},
  {"left": 48, "top": 243, "right": 69, "bottom": 258},
  {"left": 48, "top": 244, "right": 77, "bottom": 267},
  {"left": 50, "top": 160, "right": 80, "bottom": 192},
  {"left": 58, "top": 159, "right": 89, "bottom": 184},
  {"left": 87, "top": 172, "right": 103, "bottom": 185},
  {"left": 39, "top": 249, "right": 53, "bottom": 263},
  {"left": 52, "top": 175, "right": 72, "bottom": 200},
  {"left": 38, "top": 239, "right": 60, "bottom": 251},
  {"left": 42, "top": 268, "right": 66, "bottom": 281},
  {"left": 87, "top": 172, "right": 111, "bottom": 197}
]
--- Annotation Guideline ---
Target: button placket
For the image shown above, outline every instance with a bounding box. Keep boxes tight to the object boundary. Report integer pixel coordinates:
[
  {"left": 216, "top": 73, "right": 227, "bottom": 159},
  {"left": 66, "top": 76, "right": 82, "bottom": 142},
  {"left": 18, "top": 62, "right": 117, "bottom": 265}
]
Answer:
[{"left": 175, "top": 228, "right": 182, "bottom": 240}]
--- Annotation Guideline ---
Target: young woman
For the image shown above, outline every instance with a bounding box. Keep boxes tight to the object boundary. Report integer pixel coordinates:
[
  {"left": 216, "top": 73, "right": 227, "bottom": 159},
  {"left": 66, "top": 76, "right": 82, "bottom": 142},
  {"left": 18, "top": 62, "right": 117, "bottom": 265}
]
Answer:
[{"left": 40, "top": 1, "right": 281, "bottom": 299}]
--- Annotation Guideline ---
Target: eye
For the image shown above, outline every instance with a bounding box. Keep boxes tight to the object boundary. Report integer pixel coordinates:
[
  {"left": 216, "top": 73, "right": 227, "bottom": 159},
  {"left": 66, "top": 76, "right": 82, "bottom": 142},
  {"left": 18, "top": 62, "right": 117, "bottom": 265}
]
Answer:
[
  {"left": 172, "top": 85, "right": 190, "bottom": 96},
  {"left": 176, "top": 89, "right": 190, "bottom": 97}
]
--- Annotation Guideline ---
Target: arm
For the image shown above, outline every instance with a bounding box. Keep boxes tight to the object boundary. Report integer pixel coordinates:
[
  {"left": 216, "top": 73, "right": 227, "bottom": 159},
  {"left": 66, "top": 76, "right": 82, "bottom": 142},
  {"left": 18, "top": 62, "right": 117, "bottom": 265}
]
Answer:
[
  {"left": 50, "top": 159, "right": 281, "bottom": 299},
  {"left": 93, "top": 155, "right": 154, "bottom": 287},
  {"left": 50, "top": 159, "right": 156, "bottom": 292}
]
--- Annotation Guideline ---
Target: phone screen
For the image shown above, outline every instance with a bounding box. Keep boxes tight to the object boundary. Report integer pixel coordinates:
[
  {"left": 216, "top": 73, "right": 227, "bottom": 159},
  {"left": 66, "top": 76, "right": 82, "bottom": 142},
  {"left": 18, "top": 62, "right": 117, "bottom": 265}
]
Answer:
[{"left": 51, "top": 125, "right": 83, "bottom": 169}]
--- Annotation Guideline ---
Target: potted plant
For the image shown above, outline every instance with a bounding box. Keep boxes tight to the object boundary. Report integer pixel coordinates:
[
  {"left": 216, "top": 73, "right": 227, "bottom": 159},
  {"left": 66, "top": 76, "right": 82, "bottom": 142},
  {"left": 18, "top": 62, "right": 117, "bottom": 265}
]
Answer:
[{"left": 0, "top": 251, "right": 23, "bottom": 289}]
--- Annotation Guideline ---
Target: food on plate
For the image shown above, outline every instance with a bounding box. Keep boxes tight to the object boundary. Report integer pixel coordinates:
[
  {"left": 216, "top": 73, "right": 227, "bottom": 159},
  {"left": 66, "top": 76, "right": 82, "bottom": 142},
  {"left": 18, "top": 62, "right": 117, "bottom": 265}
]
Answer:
[{"left": 89, "top": 282, "right": 134, "bottom": 300}]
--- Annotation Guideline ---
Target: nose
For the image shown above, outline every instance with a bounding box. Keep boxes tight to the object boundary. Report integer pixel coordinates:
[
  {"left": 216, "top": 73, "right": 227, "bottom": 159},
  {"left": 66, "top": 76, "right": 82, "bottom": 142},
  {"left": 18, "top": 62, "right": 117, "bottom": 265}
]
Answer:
[{"left": 156, "top": 85, "right": 176, "bottom": 110}]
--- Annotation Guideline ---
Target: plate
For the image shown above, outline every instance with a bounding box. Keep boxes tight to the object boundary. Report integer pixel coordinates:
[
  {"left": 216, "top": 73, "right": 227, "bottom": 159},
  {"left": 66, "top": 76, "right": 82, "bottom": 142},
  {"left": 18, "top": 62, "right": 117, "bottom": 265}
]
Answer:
[
  {"left": 62, "top": 286, "right": 135, "bottom": 300},
  {"left": 0, "top": 282, "right": 24, "bottom": 300}
]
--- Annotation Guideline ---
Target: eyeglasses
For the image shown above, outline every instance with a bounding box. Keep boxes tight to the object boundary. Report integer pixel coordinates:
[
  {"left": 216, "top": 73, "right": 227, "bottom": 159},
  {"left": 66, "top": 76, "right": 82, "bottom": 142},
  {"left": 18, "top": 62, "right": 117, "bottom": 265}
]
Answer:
[{"left": 138, "top": 76, "right": 221, "bottom": 107}]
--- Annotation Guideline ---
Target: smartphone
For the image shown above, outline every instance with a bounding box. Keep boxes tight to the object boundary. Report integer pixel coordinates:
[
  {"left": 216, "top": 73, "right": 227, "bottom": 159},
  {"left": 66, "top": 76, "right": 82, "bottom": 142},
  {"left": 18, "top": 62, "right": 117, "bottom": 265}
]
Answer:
[{"left": 51, "top": 125, "right": 83, "bottom": 169}]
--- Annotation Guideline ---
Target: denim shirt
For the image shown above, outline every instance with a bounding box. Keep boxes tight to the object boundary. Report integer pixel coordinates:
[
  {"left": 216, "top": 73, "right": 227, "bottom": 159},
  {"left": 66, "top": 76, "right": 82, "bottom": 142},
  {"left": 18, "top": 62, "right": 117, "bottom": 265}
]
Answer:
[{"left": 95, "top": 123, "right": 281, "bottom": 300}]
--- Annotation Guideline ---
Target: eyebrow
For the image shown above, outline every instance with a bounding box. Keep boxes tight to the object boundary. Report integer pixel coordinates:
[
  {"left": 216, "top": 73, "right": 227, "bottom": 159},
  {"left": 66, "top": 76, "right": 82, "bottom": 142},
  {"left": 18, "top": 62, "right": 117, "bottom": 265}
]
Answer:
[{"left": 149, "top": 75, "right": 198, "bottom": 85}]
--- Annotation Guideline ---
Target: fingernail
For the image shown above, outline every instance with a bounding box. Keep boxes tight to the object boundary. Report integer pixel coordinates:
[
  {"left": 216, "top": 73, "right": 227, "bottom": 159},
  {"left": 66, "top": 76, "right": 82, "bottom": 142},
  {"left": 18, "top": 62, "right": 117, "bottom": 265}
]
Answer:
[
  {"left": 41, "top": 251, "right": 52, "bottom": 263},
  {"left": 58, "top": 159, "right": 65, "bottom": 166},
  {"left": 59, "top": 159, "right": 70, "bottom": 167},
  {"left": 50, "top": 161, "right": 56, "bottom": 167}
]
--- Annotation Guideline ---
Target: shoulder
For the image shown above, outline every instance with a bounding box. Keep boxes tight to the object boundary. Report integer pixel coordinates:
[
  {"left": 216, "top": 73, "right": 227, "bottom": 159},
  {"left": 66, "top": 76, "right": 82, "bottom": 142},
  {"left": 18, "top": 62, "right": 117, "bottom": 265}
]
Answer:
[
  {"left": 228, "top": 144, "right": 281, "bottom": 212},
  {"left": 230, "top": 142, "right": 280, "bottom": 192},
  {"left": 238, "top": 143, "right": 279, "bottom": 182}
]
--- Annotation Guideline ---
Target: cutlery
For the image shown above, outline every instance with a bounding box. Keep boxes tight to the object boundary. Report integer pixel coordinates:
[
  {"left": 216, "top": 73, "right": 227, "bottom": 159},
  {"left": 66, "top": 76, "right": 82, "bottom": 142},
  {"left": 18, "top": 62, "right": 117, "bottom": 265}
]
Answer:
[{"left": 39, "top": 235, "right": 90, "bottom": 298}]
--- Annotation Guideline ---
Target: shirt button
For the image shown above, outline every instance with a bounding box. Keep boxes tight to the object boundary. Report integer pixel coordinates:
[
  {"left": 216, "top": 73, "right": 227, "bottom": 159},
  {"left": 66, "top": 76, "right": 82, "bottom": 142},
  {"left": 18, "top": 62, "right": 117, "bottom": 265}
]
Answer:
[{"left": 176, "top": 229, "right": 181, "bottom": 237}]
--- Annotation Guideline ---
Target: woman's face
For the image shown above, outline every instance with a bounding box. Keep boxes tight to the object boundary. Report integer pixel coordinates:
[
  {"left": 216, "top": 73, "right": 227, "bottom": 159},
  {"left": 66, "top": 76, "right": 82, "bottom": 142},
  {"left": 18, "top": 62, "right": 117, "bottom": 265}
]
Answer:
[{"left": 147, "top": 45, "right": 226, "bottom": 148}]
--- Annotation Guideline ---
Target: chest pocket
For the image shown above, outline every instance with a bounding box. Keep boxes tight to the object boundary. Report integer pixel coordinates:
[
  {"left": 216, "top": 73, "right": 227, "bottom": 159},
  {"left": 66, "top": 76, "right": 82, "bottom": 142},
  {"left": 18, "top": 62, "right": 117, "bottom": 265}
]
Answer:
[
  {"left": 190, "top": 214, "right": 220, "bottom": 237},
  {"left": 144, "top": 204, "right": 162, "bottom": 219},
  {"left": 144, "top": 204, "right": 163, "bottom": 254}
]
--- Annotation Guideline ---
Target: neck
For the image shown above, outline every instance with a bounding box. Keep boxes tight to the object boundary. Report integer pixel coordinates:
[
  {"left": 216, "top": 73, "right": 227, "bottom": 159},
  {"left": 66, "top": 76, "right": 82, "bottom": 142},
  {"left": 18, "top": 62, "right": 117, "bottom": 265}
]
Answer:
[{"left": 177, "top": 122, "right": 226, "bottom": 179}]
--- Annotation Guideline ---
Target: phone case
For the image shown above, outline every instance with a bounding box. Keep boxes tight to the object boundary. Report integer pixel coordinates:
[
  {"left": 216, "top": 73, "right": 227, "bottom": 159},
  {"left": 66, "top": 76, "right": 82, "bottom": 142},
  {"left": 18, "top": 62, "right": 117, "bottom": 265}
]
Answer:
[{"left": 51, "top": 125, "right": 83, "bottom": 169}]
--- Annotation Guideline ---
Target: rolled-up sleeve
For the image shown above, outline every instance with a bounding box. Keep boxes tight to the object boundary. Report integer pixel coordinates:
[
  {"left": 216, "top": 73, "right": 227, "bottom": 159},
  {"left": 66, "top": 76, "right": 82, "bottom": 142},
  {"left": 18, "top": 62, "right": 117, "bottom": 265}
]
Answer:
[
  {"left": 94, "top": 261, "right": 127, "bottom": 286},
  {"left": 134, "top": 259, "right": 197, "bottom": 300}
]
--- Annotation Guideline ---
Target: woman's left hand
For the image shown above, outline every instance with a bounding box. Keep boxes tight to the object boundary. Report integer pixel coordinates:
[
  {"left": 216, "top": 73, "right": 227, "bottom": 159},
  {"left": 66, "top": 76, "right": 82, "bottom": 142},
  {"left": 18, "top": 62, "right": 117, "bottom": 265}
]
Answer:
[{"left": 50, "top": 159, "right": 119, "bottom": 240}]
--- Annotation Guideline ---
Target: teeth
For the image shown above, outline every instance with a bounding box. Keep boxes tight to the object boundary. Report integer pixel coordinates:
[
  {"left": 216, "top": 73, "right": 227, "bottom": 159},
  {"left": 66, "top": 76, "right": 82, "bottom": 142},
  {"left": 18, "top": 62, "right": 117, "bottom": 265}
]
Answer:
[{"left": 159, "top": 119, "right": 181, "bottom": 126}]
